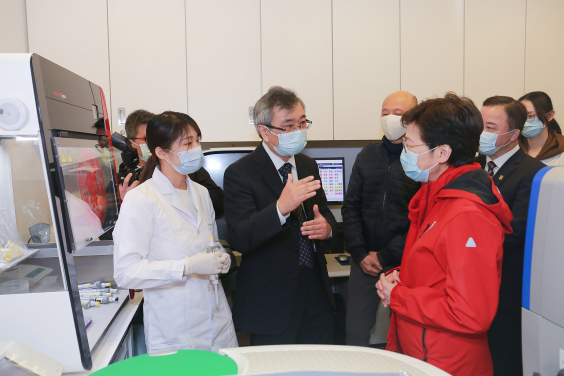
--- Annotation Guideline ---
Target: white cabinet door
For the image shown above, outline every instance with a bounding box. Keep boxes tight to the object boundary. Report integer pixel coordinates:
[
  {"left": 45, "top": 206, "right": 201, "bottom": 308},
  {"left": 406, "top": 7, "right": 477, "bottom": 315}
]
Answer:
[
  {"left": 400, "top": 0, "right": 464, "bottom": 101},
  {"left": 26, "top": 0, "right": 111, "bottom": 113},
  {"left": 333, "top": 0, "right": 400, "bottom": 141},
  {"left": 108, "top": 0, "right": 187, "bottom": 132},
  {"left": 261, "top": 0, "right": 333, "bottom": 141},
  {"left": 0, "top": 0, "right": 27, "bottom": 53},
  {"left": 465, "top": 0, "right": 526, "bottom": 107},
  {"left": 525, "top": 0, "right": 564, "bottom": 118},
  {"left": 186, "top": 0, "right": 261, "bottom": 142}
]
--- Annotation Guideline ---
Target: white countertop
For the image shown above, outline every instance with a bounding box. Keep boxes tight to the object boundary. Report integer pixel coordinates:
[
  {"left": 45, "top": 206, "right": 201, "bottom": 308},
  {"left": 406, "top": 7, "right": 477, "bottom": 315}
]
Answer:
[
  {"left": 84, "top": 290, "right": 131, "bottom": 353},
  {"left": 64, "top": 292, "right": 143, "bottom": 375},
  {"left": 233, "top": 252, "right": 351, "bottom": 278}
]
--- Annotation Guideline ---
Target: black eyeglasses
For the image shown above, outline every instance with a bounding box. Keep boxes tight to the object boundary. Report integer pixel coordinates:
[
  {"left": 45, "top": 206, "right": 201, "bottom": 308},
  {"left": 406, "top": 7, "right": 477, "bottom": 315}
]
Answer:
[{"left": 263, "top": 119, "right": 312, "bottom": 133}]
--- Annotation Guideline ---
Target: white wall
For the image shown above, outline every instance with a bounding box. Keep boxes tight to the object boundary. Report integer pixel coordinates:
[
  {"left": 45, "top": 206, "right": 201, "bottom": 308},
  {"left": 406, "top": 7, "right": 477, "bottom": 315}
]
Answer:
[
  {"left": 525, "top": 0, "right": 564, "bottom": 120},
  {"left": 0, "top": 0, "right": 28, "bottom": 53},
  {"left": 464, "top": 0, "right": 527, "bottom": 109},
  {"left": 26, "top": 0, "right": 112, "bottom": 116},
  {"left": 15, "top": 1, "right": 564, "bottom": 140}
]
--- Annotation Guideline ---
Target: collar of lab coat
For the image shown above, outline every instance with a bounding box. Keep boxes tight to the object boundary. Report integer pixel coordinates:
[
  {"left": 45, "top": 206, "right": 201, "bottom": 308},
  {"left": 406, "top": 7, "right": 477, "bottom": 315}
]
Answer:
[{"left": 152, "top": 166, "right": 204, "bottom": 228}]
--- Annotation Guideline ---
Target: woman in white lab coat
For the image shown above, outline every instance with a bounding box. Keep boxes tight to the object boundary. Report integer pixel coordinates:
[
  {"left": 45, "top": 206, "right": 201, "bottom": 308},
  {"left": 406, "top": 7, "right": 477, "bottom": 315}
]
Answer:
[{"left": 113, "top": 113, "right": 238, "bottom": 354}]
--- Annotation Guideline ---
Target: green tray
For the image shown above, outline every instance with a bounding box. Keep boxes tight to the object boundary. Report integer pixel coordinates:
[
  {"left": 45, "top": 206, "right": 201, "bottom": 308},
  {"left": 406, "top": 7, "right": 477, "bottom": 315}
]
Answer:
[{"left": 91, "top": 350, "right": 238, "bottom": 376}]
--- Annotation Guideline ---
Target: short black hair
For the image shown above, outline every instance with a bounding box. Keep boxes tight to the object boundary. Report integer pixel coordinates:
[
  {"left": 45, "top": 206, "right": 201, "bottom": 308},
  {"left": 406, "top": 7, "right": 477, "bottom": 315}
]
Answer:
[
  {"left": 482, "top": 96, "right": 527, "bottom": 132},
  {"left": 401, "top": 92, "right": 483, "bottom": 167},
  {"left": 92, "top": 117, "right": 105, "bottom": 130}
]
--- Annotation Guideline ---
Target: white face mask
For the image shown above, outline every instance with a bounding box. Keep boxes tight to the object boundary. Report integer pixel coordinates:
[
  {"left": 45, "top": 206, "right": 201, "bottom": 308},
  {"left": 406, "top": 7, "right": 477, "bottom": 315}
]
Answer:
[{"left": 381, "top": 115, "right": 406, "bottom": 141}]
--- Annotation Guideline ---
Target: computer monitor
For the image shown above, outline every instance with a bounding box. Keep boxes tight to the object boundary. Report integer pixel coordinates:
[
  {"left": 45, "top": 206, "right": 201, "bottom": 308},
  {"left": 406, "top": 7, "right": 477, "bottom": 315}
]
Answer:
[{"left": 314, "top": 157, "right": 345, "bottom": 204}]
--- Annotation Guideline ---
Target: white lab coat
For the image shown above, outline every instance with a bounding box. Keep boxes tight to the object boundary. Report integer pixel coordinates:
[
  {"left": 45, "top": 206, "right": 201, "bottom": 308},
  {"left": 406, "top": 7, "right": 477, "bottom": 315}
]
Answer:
[{"left": 113, "top": 167, "right": 238, "bottom": 354}]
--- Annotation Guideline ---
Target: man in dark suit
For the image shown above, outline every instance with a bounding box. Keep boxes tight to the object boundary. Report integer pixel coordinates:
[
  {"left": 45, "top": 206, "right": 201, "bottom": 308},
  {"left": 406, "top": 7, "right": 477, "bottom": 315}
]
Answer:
[
  {"left": 224, "top": 86, "right": 337, "bottom": 345},
  {"left": 477, "top": 96, "right": 545, "bottom": 376}
]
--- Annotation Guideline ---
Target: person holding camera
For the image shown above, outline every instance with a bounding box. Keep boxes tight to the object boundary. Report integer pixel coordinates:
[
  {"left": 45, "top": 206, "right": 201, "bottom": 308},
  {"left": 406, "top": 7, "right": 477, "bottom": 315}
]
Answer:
[{"left": 118, "top": 110, "right": 224, "bottom": 218}]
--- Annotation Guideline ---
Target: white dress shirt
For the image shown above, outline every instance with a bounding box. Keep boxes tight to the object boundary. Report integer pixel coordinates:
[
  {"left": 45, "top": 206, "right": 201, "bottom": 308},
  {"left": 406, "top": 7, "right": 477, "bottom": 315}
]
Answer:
[
  {"left": 262, "top": 141, "right": 298, "bottom": 224},
  {"left": 262, "top": 142, "right": 332, "bottom": 238},
  {"left": 485, "top": 144, "right": 520, "bottom": 176}
]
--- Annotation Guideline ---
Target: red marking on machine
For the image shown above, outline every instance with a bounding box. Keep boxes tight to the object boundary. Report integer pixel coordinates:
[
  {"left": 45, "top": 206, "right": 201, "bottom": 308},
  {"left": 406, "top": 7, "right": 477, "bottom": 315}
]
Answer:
[{"left": 78, "top": 148, "right": 106, "bottom": 224}]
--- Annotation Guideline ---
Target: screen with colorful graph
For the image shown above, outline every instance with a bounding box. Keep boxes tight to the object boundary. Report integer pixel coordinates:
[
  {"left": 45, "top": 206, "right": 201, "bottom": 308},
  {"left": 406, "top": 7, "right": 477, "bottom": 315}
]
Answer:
[{"left": 314, "top": 157, "right": 345, "bottom": 204}]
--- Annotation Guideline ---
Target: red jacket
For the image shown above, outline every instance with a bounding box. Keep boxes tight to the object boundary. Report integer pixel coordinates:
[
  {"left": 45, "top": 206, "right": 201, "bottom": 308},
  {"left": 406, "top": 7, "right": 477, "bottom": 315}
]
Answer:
[{"left": 386, "top": 164, "right": 513, "bottom": 376}]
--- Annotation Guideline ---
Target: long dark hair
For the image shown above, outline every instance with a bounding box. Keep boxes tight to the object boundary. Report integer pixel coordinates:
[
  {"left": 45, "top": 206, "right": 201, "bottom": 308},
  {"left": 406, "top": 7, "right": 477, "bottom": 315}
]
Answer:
[
  {"left": 519, "top": 91, "right": 562, "bottom": 134},
  {"left": 139, "top": 113, "right": 192, "bottom": 183}
]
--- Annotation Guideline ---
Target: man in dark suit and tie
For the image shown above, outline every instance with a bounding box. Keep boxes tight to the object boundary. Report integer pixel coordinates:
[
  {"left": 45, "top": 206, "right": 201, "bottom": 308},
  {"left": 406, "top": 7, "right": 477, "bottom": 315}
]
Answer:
[
  {"left": 224, "top": 86, "right": 337, "bottom": 345},
  {"left": 476, "top": 96, "right": 545, "bottom": 376}
]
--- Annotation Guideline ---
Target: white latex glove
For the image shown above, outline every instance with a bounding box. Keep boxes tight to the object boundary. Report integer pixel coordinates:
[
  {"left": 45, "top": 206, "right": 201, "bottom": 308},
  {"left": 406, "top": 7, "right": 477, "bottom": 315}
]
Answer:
[
  {"left": 184, "top": 252, "right": 224, "bottom": 276},
  {"left": 219, "top": 253, "right": 231, "bottom": 274}
]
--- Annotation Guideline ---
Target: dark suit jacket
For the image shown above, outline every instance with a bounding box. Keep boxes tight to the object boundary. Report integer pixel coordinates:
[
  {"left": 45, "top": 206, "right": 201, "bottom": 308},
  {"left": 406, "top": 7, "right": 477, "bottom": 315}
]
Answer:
[
  {"left": 189, "top": 168, "right": 224, "bottom": 218},
  {"left": 476, "top": 148, "right": 544, "bottom": 315},
  {"left": 224, "top": 143, "right": 337, "bottom": 335}
]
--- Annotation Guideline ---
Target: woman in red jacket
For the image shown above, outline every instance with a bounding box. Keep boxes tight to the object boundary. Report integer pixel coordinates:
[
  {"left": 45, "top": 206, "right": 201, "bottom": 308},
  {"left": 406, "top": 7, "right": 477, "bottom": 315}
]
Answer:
[{"left": 377, "top": 93, "right": 513, "bottom": 376}]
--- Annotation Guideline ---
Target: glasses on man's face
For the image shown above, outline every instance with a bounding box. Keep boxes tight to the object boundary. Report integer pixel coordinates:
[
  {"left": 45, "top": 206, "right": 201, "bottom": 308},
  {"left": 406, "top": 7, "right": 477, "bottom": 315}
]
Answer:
[{"left": 264, "top": 119, "right": 312, "bottom": 133}]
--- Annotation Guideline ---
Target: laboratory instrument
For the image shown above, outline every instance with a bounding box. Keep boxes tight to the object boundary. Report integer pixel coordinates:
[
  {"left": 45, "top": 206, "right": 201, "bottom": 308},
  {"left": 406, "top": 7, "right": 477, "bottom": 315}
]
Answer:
[
  {"left": 78, "top": 281, "right": 112, "bottom": 290},
  {"left": 93, "top": 296, "right": 119, "bottom": 304},
  {"left": 0, "top": 53, "right": 126, "bottom": 372},
  {"left": 80, "top": 292, "right": 112, "bottom": 297},
  {"left": 522, "top": 166, "right": 564, "bottom": 376},
  {"left": 220, "top": 345, "right": 450, "bottom": 375},
  {"left": 206, "top": 237, "right": 220, "bottom": 307},
  {"left": 81, "top": 300, "right": 100, "bottom": 309},
  {"left": 79, "top": 288, "right": 119, "bottom": 294}
]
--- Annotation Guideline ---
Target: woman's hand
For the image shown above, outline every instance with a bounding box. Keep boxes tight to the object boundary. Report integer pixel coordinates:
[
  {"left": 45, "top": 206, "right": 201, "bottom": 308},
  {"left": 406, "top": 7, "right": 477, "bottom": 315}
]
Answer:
[
  {"left": 376, "top": 271, "right": 400, "bottom": 308},
  {"left": 184, "top": 252, "right": 228, "bottom": 276}
]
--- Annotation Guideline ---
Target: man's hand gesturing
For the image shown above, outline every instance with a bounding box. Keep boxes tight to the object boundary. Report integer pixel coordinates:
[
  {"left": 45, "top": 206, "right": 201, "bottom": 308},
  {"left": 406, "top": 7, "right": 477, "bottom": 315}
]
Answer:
[{"left": 278, "top": 174, "right": 320, "bottom": 216}]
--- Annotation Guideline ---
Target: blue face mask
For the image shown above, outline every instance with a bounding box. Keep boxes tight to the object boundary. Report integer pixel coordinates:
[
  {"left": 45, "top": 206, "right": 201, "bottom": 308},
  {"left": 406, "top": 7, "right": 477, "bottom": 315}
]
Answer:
[
  {"left": 132, "top": 141, "right": 152, "bottom": 162},
  {"left": 266, "top": 128, "right": 308, "bottom": 157},
  {"left": 522, "top": 118, "right": 545, "bottom": 138},
  {"left": 165, "top": 146, "right": 204, "bottom": 175},
  {"left": 479, "top": 130, "right": 515, "bottom": 155},
  {"left": 400, "top": 145, "right": 438, "bottom": 183}
]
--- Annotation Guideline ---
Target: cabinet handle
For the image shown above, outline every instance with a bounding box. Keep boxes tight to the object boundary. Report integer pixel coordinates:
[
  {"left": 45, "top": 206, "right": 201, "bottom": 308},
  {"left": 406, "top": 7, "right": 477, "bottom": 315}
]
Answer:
[
  {"left": 118, "top": 108, "right": 126, "bottom": 127},
  {"left": 248, "top": 107, "right": 254, "bottom": 124}
]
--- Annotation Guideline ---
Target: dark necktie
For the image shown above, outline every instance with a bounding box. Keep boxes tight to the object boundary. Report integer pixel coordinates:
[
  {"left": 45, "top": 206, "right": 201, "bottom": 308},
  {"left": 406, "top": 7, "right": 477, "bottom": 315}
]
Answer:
[
  {"left": 487, "top": 161, "right": 497, "bottom": 177},
  {"left": 278, "top": 162, "right": 315, "bottom": 268}
]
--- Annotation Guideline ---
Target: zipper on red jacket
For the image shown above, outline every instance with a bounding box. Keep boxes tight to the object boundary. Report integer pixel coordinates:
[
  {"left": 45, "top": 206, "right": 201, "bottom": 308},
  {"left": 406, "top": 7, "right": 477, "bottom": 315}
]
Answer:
[
  {"left": 423, "top": 182, "right": 432, "bottom": 218},
  {"left": 418, "top": 222, "right": 431, "bottom": 238},
  {"left": 422, "top": 328, "right": 428, "bottom": 362}
]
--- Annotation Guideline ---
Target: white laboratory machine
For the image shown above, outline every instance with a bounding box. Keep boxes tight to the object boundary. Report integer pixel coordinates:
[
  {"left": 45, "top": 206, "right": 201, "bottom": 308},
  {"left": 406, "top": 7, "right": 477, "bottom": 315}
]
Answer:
[
  {"left": 0, "top": 53, "right": 130, "bottom": 372},
  {"left": 522, "top": 166, "right": 564, "bottom": 376}
]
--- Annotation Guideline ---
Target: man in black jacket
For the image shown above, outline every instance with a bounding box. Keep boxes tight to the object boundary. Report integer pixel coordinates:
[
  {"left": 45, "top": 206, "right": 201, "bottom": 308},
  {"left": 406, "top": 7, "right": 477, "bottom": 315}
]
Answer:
[
  {"left": 477, "top": 96, "right": 545, "bottom": 376},
  {"left": 117, "top": 109, "right": 224, "bottom": 218},
  {"left": 224, "top": 86, "right": 337, "bottom": 345},
  {"left": 342, "top": 91, "right": 420, "bottom": 346}
]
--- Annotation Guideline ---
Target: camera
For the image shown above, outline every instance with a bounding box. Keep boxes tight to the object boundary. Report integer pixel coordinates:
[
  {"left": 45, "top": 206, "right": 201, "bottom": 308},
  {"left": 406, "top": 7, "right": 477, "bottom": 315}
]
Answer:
[{"left": 111, "top": 132, "right": 143, "bottom": 186}]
